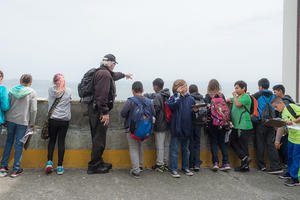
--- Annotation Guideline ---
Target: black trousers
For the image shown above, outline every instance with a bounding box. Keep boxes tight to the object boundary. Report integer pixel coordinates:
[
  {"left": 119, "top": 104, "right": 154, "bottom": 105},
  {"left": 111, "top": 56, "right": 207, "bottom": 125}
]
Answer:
[
  {"left": 88, "top": 104, "right": 108, "bottom": 170},
  {"left": 230, "top": 129, "right": 251, "bottom": 160},
  {"left": 48, "top": 119, "right": 69, "bottom": 166},
  {"left": 255, "top": 123, "right": 281, "bottom": 169}
]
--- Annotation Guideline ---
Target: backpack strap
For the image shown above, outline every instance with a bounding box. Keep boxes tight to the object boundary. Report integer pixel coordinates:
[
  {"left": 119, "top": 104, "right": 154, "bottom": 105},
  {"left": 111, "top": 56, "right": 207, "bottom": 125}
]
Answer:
[{"left": 286, "top": 104, "right": 300, "bottom": 119}]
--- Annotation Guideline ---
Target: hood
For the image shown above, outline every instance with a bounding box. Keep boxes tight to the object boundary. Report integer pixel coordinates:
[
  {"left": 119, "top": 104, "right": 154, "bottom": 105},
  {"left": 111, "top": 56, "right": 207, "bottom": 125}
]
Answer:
[
  {"left": 261, "top": 90, "right": 273, "bottom": 97},
  {"left": 282, "top": 95, "right": 295, "bottom": 104},
  {"left": 190, "top": 92, "right": 203, "bottom": 101},
  {"left": 158, "top": 88, "right": 170, "bottom": 98},
  {"left": 10, "top": 85, "right": 33, "bottom": 99}
]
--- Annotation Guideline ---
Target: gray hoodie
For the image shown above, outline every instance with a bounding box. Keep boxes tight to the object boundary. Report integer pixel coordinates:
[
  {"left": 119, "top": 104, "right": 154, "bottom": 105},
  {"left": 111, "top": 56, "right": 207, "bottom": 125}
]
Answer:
[
  {"left": 48, "top": 86, "right": 71, "bottom": 121},
  {"left": 5, "top": 85, "right": 37, "bottom": 126}
]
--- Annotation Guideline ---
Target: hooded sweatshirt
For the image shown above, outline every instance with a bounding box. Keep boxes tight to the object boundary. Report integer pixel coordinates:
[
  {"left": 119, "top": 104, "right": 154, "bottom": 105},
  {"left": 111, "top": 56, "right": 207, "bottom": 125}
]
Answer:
[
  {"left": 144, "top": 88, "right": 171, "bottom": 132},
  {"left": 0, "top": 85, "right": 9, "bottom": 124},
  {"left": 167, "top": 92, "right": 195, "bottom": 139},
  {"left": 282, "top": 95, "right": 295, "bottom": 105},
  {"left": 48, "top": 86, "right": 72, "bottom": 121},
  {"left": 5, "top": 85, "right": 37, "bottom": 126}
]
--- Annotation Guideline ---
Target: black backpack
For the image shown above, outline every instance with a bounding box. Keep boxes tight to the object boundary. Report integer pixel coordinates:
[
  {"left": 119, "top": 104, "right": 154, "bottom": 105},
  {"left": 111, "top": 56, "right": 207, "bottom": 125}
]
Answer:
[
  {"left": 78, "top": 67, "right": 100, "bottom": 104},
  {"left": 261, "top": 95, "right": 276, "bottom": 121}
]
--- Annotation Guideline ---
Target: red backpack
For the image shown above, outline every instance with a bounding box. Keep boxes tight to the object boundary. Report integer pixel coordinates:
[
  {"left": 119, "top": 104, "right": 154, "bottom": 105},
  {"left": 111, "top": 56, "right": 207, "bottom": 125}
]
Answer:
[{"left": 164, "top": 101, "right": 172, "bottom": 123}]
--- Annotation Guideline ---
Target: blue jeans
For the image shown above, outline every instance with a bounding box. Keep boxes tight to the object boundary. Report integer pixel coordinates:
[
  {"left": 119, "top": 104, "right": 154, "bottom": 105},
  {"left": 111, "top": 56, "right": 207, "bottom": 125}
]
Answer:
[
  {"left": 169, "top": 135, "right": 190, "bottom": 172},
  {"left": 1, "top": 121, "right": 27, "bottom": 171},
  {"left": 0, "top": 125, "right": 2, "bottom": 134},
  {"left": 286, "top": 141, "right": 300, "bottom": 179},
  {"left": 189, "top": 126, "right": 202, "bottom": 168},
  {"left": 209, "top": 126, "right": 229, "bottom": 164}
]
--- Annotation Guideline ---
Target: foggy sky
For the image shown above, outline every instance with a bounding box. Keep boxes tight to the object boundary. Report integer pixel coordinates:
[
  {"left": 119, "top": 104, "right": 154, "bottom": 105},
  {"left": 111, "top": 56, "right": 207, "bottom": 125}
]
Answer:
[{"left": 0, "top": 0, "right": 283, "bottom": 83}]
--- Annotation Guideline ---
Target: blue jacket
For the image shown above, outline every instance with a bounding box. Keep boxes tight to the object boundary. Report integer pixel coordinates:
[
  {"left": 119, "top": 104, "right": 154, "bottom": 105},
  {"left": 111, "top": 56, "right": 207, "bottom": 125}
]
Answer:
[
  {"left": 0, "top": 85, "right": 10, "bottom": 124},
  {"left": 167, "top": 92, "right": 195, "bottom": 139}
]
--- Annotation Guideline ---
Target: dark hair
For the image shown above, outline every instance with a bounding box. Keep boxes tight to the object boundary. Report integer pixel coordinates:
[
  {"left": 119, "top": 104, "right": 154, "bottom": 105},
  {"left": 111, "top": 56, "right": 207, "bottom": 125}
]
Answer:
[
  {"left": 20, "top": 74, "right": 32, "bottom": 85},
  {"left": 152, "top": 78, "right": 164, "bottom": 89},
  {"left": 189, "top": 84, "right": 198, "bottom": 94},
  {"left": 234, "top": 80, "right": 247, "bottom": 92},
  {"left": 132, "top": 81, "right": 143, "bottom": 93},
  {"left": 272, "top": 84, "right": 285, "bottom": 94},
  {"left": 271, "top": 96, "right": 282, "bottom": 105},
  {"left": 0, "top": 71, "right": 3, "bottom": 78},
  {"left": 258, "top": 78, "right": 270, "bottom": 89}
]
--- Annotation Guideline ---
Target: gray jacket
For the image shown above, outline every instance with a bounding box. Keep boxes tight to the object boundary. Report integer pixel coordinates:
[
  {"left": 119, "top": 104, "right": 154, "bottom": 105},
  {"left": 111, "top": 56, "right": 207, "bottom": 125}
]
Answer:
[
  {"left": 5, "top": 85, "right": 37, "bottom": 126},
  {"left": 48, "top": 86, "right": 71, "bottom": 121}
]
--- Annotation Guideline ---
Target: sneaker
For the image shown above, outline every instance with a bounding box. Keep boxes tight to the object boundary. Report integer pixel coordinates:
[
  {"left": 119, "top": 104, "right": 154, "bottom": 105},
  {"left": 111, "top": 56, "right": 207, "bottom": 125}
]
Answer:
[
  {"left": 163, "top": 164, "right": 170, "bottom": 172},
  {"left": 241, "top": 156, "right": 251, "bottom": 169},
  {"left": 45, "top": 160, "right": 53, "bottom": 174},
  {"left": 152, "top": 164, "right": 164, "bottom": 173},
  {"left": 182, "top": 169, "right": 194, "bottom": 176},
  {"left": 57, "top": 166, "right": 64, "bottom": 175},
  {"left": 219, "top": 164, "right": 231, "bottom": 171},
  {"left": 279, "top": 173, "right": 291, "bottom": 179},
  {"left": 260, "top": 167, "right": 267, "bottom": 172},
  {"left": 170, "top": 171, "right": 180, "bottom": 178},
  {"left": 234, "top": 166, "right": 250, "bottom": 172},
  {"left": 10, "top": 169, "right": 23, "bottom": 178},
  {"left": 193, "top": 167, "right": 200, "bottom": 172},
  {"left": 139, "top": 167, "right": 143, "bottom": 172},
  {"left": 0, "top": 167, "right": 9, "bottom": 173},
  {"left": 212, "top": 162, "right": 219, "bottom": 171},
  {"left": 284, "top": 178, "right": 300, "bottom": 187},
  {"left": 130, "top": 171, "right": 140, "bottom": 179},
  {"left": 266, "top": 168, "right": 283, "bottom": 175},
  {"left": 102, "top": 162, "right": 112, "bottom": 170}
]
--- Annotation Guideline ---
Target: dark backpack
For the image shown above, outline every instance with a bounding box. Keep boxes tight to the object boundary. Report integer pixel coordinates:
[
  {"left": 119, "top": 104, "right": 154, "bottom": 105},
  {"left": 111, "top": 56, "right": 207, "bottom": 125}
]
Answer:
[
  {"left": 260, "top": 95, "right": 276, "bottom": 121},
  {"left": 128, "top": 97, "right": 154, "bottom": 141},
  {"left": 194, "top": 98, "right": 208, "bottom": 126},
  {"left": 78, "top": 68, "right": 100, "bottom": 104}
]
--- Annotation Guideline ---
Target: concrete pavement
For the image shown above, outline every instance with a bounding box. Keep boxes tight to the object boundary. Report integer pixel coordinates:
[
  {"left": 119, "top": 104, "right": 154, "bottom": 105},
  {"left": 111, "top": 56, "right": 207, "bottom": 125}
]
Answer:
[{"left": 0, "top": 168, "right": 299, "bottom": 200}]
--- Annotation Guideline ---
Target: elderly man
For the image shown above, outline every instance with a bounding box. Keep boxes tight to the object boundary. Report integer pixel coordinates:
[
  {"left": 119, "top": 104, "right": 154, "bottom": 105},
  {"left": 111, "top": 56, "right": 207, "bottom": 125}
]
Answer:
[{"left": 87, "top": 54, "right": 132, "bottom": 174}]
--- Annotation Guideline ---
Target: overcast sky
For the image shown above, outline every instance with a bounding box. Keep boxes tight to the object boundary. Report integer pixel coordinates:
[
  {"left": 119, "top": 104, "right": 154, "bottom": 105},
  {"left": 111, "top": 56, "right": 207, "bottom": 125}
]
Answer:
[{"left": 0, "top": 0, "right": 283, "bottom": 83}]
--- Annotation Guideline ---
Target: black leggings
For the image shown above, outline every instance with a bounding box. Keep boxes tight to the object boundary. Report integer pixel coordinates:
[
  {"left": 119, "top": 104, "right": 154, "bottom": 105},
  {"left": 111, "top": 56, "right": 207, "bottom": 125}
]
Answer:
[{"left": 48, "top": 119, "right": 69, "bottom": 166}]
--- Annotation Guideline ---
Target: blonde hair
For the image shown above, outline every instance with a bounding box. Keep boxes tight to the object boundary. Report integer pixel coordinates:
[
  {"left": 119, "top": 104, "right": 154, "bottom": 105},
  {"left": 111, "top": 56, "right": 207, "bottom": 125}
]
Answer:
[
  {"left": 207, "top": 79, "right": 221, "bottom": 95},
  {"left": 172, "top": 79, "right": 186, "bottom": 94}
]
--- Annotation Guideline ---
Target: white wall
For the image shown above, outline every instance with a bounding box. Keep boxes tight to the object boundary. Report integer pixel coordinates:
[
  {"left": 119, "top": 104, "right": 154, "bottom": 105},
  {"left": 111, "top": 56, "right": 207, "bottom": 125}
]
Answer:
[{"left": 282, "top": 0, "right": 299, "bottom": 102}]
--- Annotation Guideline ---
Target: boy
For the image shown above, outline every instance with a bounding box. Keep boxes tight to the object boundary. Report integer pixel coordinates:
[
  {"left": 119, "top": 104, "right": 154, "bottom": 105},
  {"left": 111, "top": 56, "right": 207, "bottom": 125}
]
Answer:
[
  {"left": 227, "top": 81, "right": 253, "bottom": 172},
  {"left": 271, "top": 97, "right": 300, "bottom": 186},
  {"left": 253, "top": 78, "right": 282, "bottom": 174},
  {"left": 167, "top": 79, "right": 197, "bottom": 178},
  {"left": 273, "top": 84, "right": 295, "bottom": 167},
  {"left": 188, "top": 84, "right": 204, "bottom": 171},
  {"left": 144, "top": 78, "right": 171, "bottom": 172},
  {"left": 120, "top": 81, "right": 155, "bottom": 178}
]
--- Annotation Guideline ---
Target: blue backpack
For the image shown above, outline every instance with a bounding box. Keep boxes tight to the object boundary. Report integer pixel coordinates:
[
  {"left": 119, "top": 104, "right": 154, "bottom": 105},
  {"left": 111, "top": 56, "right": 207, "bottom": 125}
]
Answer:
[{"left": 128, "top": 97, "right": 153, "bottom": 141}]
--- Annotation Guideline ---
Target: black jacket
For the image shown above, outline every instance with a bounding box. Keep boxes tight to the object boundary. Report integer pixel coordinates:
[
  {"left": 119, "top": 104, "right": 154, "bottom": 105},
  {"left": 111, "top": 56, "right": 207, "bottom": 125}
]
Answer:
[
  {"left": 190, "top": 92, "right": 205, "bottom": 126},
  {"left": 144, "top": 88, "right": 171, "bottom": 132}
]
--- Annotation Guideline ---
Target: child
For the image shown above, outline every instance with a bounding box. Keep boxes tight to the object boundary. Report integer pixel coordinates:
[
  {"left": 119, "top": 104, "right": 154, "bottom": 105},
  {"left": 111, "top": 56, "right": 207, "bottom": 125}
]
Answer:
[
  {"left": 167, "top": 79, "right": 196, "bottom": 178},
  {"left": 253, "top": 78, "right": 282, "bottom": 174},
  {"left": 120, "top": 81, "right": 155, "bottom": 178},
  {"left": 271, "top": 97, "right": 300, "bottom": 186},
  {"left": 227, "top": 80, "right": 253, "bottom": 172},
  {"left": 205, "top": 79, "right": 230, "bottom": 171},
  {"left": 0, "top": 74, "right": 37, "bottom": 178},
  {"left": 144, "top": 78, "right": 171, "bottom": 172},
  {"left": 0, "top": 70, "right": 9, "bottom": 135},
  {"left": 188, "top": 84, "right": 204, "bottom": 172},
  {"left": 273, "top": 84, "right": 295, "bottom": 168}
]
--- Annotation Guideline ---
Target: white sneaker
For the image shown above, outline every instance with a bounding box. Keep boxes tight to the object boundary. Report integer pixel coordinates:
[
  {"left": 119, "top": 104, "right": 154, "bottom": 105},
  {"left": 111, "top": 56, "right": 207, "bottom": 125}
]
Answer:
[
  {"left": 171, "top": 171, "right": 181, "bottom": 178},
  {"left": 183, "top": 169, "right": 194, "bottom": 176}
]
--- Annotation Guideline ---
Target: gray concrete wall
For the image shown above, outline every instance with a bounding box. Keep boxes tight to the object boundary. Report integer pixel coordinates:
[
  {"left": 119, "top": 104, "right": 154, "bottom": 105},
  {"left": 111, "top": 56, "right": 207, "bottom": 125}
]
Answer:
[{"left": 0, "top": 100, "right": 255, "bottom": 151}]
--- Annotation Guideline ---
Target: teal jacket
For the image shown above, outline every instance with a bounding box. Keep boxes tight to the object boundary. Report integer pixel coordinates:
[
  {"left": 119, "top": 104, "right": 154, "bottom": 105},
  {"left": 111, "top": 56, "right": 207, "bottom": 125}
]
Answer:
[{"left": 0, "top": 85, "right": 9, "bottom": 124}]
